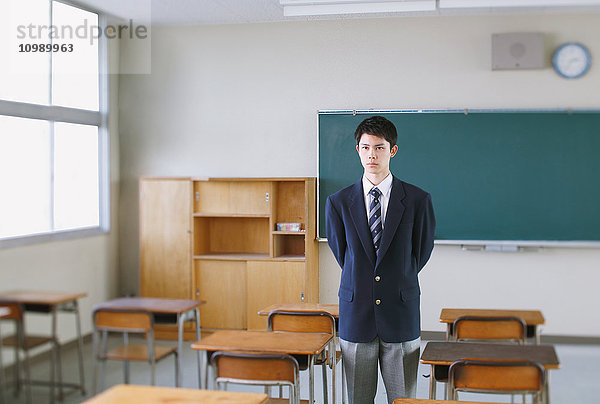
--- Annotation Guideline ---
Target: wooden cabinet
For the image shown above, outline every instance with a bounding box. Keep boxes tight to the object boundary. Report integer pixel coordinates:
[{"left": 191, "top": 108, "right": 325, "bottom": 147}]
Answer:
[{"left": 140, "top": 177, "right": 318, "bottom": 334}]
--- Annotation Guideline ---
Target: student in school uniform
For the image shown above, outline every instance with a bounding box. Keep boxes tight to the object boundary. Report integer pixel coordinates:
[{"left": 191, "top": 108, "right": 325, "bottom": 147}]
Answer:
[{"left": 325, "top": 115, "right": 436, "bottom": 403}]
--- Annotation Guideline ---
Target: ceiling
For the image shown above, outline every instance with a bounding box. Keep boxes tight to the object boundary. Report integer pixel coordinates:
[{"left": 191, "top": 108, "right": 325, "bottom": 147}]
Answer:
[{"left": 70, "top": 0, "right": 600, "bottom": 25}]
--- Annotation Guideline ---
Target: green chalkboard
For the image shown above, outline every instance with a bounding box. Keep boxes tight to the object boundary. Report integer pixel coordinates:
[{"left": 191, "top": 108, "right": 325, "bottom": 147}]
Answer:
[{"left": 318, "top": 110, "right": 600, "bottom": 242}]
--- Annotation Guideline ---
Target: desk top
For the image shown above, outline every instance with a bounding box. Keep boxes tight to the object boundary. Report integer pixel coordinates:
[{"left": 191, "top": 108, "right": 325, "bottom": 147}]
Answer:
[
  {"left": 440, "top": 308, "right": 545, "bottom": 325},
  {"left": 393, "top": 399, "right": 501, "bottom": 404},
  {"left": 192, "top": 329, "right": 332, "bottom": 355},
  {"left": 420, "top": 341, "right": 559, "bottom": 369},
  {"left": 83, "top": 384, "right": 268, "bottom": 404},
  {"left": 95, "top": 297, "right": 204, "bottom": 314},
  {"left": 0, "top": 290, "right": 87, "bottom": 305},
  {"left": 258, "top": 302, "right": 339, "bottom": 318}
]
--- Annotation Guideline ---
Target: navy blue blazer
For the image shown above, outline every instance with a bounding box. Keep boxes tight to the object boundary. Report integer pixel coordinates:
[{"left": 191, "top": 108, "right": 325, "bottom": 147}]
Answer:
[{"left": 326, "top": 176, "right": 435, "bottom": 343}]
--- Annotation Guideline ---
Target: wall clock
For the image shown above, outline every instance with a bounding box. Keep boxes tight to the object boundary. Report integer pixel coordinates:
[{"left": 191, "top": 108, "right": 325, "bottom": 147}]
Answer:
[{"left": 552, "top": 42, "right": 591, "bottom": 79}]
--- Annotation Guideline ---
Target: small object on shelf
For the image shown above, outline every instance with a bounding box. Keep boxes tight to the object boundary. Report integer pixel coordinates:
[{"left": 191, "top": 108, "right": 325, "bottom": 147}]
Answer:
[{"left": 276, "top": 222, "right": 302, "bottom": 232}]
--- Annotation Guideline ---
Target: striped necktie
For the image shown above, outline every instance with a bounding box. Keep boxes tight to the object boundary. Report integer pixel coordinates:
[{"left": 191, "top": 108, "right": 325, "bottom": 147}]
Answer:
[{"left": 368, "top": 187, "right": 383, "bottom": 252}]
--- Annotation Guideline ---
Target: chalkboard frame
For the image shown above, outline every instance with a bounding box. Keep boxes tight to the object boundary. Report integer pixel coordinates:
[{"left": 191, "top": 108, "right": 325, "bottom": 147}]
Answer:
[{"left": 317, "top": 109, "right": 600, "bottom": 247}]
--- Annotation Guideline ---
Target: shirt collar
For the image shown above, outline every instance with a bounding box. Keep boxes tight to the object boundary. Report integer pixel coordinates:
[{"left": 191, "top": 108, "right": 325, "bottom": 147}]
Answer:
[{"left": 363, "top": 173, "right": 393, "bottom": 198}]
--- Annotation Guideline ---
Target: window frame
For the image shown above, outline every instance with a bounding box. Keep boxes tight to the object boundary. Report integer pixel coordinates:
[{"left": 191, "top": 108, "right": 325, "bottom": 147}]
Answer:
[{"left": 0, "top": 0, "right": 110, "bottom": 248}]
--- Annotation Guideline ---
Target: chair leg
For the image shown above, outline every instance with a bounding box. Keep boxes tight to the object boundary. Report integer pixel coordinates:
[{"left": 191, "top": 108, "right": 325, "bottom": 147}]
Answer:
[
  {"left": 321, "top": 363, "right": 328, "bottom": 404},
  {"left": 150, "top": 361, "right": 156, "bottom": 386},
  {"left": 13, "top": 335, "right": 20, "bottom": 396},
  {"left": 92, "top": 330, "right": 98, "bottom": 394},
  {"left": 100, "top": 330, "right": 108, "bottom": 391},
  {"left": 100, "top": 359, "right": 106, "bottom": 391},
  {"left": 174, "top": 352, "right": 179, "bottom": 387}
]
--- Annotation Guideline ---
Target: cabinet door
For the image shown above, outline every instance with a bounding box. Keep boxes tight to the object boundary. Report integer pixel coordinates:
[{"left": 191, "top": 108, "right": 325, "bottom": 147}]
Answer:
[
  {"left": 195, "top": 260, "right": 247, "bottom": 329},
  {"left": 140, "top": 179, "right": 191, "bottom": 299},
  {"left": 246, "top": 261, "right": 305, "bottom": 330}
]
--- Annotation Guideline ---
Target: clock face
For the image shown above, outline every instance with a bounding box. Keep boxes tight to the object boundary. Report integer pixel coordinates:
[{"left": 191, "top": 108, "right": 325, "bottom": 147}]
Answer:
[{"left": 552, "top": 43, "right": 591, "bottom": 79}]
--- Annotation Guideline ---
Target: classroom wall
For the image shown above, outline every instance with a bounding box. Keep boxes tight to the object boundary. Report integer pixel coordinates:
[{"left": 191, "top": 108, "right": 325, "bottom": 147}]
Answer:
[
  {"left": 0, "top": 38, "right": 121, "bottom": 347},
  {"left": 118, "top": 12, "right": 600, "bottom": 337}
]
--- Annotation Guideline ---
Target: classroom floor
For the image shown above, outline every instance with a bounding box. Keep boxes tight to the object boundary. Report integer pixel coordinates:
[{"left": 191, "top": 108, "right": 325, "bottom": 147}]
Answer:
[{"left": 2, "top": 336, "right": 599, "bottom": 403}]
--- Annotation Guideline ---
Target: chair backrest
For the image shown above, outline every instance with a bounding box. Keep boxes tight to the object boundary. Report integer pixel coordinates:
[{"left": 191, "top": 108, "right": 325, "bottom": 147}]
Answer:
[
  {"left": 453, "top": 315, "right": 527, "bottom": 343},
  {"left": 267, "top": 310, "right": 335, "bottom": 337},
  {"left": 448, "top": 359, "right": 545, "bottom": 401},
  {"left": 93, "top": 308, "right": 153, "bottom": 333},
  {"left": 0, "top": 302, "right": 23, "bottom": 322},
  {"left": 211, "top": 351, "right": 300, "bottom": 403}
]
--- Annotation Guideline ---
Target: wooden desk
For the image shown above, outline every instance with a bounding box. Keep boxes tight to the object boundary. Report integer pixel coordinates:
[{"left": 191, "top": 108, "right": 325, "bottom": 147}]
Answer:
[
  {"left": 84, "top": 384, "right": 268, "bottom": 404},
  {"left": 0, "top": 290, "right": 87, "bottom": 402},
  {"left": 94, "top": 297, "right": 204, "bottom": 388},
  {"left": 192, "top": 329, "right": 332, "bottom": 404},
  {"left": 420, "top": 341, "right": 559, "bottom": 403},
  {"left": 258, "top": 302, "right": 339, "bottom": 318},
  {"left": 440, "top": 308, "right": 545, "bottom": 344}
]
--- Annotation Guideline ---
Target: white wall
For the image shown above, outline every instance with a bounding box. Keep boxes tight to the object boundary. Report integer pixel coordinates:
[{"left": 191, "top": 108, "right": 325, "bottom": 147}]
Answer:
[
  {"left": 118, "top": 13, "right": 600, "bottom": 337},
  {"left": 0, "top": 38, "right": 120, "bottom": 345}
]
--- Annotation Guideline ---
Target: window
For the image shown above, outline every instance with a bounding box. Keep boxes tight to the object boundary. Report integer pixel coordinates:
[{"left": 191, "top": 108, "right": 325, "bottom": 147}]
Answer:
[{"left": 0, "top": 0, "right": 108, "bottom": 246}]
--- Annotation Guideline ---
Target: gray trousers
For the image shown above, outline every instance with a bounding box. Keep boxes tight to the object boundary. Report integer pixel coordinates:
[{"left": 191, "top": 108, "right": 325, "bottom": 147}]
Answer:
[{"left": 340, "top": 336, "right": 420, "bottom": 404}]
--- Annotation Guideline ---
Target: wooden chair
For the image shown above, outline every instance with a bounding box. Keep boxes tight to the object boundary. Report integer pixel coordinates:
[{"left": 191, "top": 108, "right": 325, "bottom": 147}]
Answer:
[
  {"left": 448, "top": 359, "right": 546, "bottom": 404},
  {"left": 0, "top": 302, "right": 59, "bottom": 404},
  {"left": 452, "top": 316, "right": 527, "bottom": 344},
  {"left": 267, "top": 310, "right": 344, "bottom": 404},
  {"left": 210, "top": 351, "right": 303, "bottom": 404},
  {"left": 425, "top": 315, "right": 528, "bottom": 400},
  {"left": 92, "top": 308, "right": 177, "bottom": 393}
]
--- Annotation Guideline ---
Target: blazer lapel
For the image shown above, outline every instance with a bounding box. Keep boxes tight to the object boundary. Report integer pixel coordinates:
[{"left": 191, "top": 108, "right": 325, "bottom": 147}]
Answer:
[
  {"left": 375, "top": 176, "right": 406, "bottom": 268},
  {"left": 348, "top": 180, "right": 377, "bottom": 267}
]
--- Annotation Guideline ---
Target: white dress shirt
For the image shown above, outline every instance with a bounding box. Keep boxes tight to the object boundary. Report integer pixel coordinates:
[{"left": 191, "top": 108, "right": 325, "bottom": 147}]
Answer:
[{"left": 362, "top": 174, "right": 393, "bottom": 228}]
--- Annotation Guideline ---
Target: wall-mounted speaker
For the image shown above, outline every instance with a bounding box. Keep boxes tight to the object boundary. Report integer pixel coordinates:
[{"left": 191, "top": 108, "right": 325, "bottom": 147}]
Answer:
[{"left": 492, "top": 32, "right": 544, "bottom": 70}]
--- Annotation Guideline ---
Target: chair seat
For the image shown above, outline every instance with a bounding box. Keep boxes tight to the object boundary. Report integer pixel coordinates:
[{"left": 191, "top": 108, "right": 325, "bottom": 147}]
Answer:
[
  {"left": 2, "top": 334, "right": 54, "bottom": 350},
  {"left": 105, "top": 344, "right": 176, "bottom": 362}
]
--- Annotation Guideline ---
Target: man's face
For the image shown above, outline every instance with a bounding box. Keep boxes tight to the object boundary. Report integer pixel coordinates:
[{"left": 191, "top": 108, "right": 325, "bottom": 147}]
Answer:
[{"left": 356, "top": 133, "right": 398, "bottom": 178}]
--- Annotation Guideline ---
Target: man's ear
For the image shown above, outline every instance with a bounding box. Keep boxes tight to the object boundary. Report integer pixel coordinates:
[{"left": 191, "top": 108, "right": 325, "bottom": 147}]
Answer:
[{"left": 390, "top": 145, "right": 398, "bottom": 157}]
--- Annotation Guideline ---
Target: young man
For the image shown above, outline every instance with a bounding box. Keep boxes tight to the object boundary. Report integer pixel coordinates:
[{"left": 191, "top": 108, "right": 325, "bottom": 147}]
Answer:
[{"left": 325, "top": 115, "right": 436, "bottom": 403}]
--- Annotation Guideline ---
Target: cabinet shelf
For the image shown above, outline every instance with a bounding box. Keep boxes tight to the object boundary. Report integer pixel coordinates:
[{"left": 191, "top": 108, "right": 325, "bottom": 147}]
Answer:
[
  {"left": 193, "top": 253, "right": 305, "bottom": 262},
  {"left": 194, "top": 213, "right": 270, "bottom": 218},
  {"left": 194, "top": 253, "right": 270, "bottom": 261},
  {"left": 272, "top": 231, "right": 306, "bottom": 235}
]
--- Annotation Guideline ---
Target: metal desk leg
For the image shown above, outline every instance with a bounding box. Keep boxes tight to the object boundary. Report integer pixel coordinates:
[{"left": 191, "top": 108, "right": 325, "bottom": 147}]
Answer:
[
  {"left": 330, "top": 341, "right": 336, "bottom": 404},
  {"left": 195, "top": 308, "right": 203, "bottom": 389},
  {"left": 428, "top": 364, "right": 437, "bottom": 399},
  {"left": 0, "top": 323, "right": 5, "bottom": 404},
  {"left": 542, "top": 370, "right": 550, "bottom": 404},
  {"left": 73, "top": 300, "right": 86, "bottom": 395},
  {"left": 177, "top": 313, "right": 184, "bottom": 387},
  {"left": 50, "top": 307, "right": 60, "bottom": 403},
  {"left": 309, "top": 354, "right": 315, "bottom": 404}
]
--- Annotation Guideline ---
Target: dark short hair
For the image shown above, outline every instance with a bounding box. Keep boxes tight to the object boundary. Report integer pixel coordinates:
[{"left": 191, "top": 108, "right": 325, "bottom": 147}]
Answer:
[{"left": 354, "top": 115, "right": 397, "bottom": 148}]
